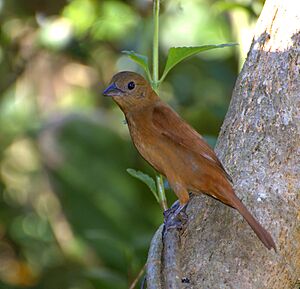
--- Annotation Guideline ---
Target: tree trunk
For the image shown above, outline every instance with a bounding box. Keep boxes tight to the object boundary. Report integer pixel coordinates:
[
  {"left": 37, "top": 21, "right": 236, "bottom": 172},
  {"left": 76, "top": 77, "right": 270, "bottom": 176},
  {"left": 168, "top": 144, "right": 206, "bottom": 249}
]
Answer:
[{"left": 147, "top": 0, "right": 300, "bottom": 288}]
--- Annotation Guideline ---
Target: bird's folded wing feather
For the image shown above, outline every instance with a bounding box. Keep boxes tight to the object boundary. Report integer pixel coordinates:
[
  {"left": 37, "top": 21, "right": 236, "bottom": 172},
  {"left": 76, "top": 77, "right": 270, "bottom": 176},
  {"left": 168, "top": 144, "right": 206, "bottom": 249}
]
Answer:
[{"left": 152, "top": 102, "right": 232, "bottom": 182}]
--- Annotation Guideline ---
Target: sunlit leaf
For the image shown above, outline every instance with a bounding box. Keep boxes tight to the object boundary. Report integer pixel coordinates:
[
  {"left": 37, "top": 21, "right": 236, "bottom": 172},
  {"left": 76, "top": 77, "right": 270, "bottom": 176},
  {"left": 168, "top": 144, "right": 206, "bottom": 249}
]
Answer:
[
  {"left": 122, "top": 50, "right": 152, "bottom": 82},
  {"left": 126, "top": 168, "right": 158, "bottom": 202},
  {"left": 160, "top": 43, "right": 238, "bottom": 82}
]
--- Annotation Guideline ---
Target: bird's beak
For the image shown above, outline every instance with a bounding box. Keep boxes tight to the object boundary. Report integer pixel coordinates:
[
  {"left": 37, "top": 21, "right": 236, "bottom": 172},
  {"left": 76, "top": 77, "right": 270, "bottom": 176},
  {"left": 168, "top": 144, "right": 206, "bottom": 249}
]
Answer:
[{"left": 103, "top": 82, "right": 124, "bottom": 97}]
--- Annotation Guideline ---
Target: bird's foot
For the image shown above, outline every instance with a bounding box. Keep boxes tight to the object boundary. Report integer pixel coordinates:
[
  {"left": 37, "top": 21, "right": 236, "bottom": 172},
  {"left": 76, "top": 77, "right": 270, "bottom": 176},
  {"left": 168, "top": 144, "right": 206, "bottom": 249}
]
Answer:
[
  {"left": 163, "top": 201, "right": 180, "bottom": 220},
  {"left": 163, "top": 202, "right": 188, "bottom": 235}
]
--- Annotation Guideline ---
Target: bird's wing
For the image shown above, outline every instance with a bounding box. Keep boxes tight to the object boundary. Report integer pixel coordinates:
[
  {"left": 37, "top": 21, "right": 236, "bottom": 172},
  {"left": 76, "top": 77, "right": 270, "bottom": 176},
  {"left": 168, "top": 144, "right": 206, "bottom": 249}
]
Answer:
[{"left": 152, "top": 102, "right": 232, "bottom": 182}]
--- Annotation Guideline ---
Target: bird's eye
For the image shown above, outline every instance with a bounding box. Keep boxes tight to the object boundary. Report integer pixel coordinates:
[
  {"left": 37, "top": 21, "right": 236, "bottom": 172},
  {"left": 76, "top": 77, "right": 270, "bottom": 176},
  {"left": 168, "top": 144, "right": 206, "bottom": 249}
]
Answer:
[{"left": 127, "top": 81, "right": 135, "bottom": 90}]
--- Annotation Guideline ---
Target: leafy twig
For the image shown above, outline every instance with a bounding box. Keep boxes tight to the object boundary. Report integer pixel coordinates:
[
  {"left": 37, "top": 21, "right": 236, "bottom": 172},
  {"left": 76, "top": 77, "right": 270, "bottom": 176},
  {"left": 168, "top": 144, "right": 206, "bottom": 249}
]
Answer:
[{"left": 152, "top": 0, "right": 160, "bottom": 91}]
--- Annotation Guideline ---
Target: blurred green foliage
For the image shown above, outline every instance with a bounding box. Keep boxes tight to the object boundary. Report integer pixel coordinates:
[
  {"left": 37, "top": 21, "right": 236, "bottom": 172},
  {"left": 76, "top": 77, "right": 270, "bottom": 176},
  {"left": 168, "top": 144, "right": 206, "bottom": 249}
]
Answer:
[{"left": 0, "top": 0, "right": 262, "bottom": 288}]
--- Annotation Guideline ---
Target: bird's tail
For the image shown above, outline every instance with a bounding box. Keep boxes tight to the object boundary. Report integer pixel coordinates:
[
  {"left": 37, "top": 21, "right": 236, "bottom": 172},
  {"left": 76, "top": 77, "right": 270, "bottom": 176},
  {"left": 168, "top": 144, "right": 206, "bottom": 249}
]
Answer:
[{"left": 231, "top": 196, "right": 276, "bottom": 251}]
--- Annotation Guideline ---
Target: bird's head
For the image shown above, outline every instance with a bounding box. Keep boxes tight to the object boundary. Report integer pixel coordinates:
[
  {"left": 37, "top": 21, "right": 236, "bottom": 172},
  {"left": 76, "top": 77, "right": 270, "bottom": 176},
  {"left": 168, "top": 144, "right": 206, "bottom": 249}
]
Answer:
[{"left": 103, "top": 71, "right": 158, "bottom": 112}]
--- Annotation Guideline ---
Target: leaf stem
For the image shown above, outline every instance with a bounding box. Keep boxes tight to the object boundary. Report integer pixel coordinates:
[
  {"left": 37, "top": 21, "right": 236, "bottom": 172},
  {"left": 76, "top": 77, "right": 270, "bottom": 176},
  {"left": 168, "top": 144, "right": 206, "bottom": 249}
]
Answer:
[
  {"left": 152, "top": 0, "right": 167, "bottom": 211},
  {"left": 152, "top": 0, "right": 160, "bottom": 90},
  {"left": 156, "top": 175, "right": 168, "bottom": 211}
]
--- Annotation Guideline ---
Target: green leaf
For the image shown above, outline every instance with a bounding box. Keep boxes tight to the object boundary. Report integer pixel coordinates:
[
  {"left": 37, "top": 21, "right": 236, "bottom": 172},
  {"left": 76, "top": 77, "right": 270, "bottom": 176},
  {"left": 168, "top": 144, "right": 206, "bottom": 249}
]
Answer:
[
  {"left": 160, "top": 43, "right": 238, "bottom": 82},
  {"left": 126, "top": 168, "right": 159, "bottom": 202},
  {"left": 122, "top": 50, "right": 152, "bottom": 82}
]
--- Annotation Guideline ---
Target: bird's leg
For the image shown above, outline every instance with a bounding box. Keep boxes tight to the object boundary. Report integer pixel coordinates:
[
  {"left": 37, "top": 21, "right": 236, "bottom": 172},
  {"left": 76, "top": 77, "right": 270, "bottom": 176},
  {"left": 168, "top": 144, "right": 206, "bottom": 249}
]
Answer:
[
  {"left": 163, "top": 200, "right": 184, "bottom": 231},
  {"left": 163, "top": 180, "right": 189, "bottom": 234},
  {"left": 163, "top": 202, "right": 188, "bottom": 234},
  {"left": 163, "top": 200, "right": 180, "bottom": 220}
]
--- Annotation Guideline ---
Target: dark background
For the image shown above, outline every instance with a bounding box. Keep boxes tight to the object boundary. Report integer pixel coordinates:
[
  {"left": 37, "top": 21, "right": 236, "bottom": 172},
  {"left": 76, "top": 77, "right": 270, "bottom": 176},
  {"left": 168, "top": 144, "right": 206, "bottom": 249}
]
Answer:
[{"left": 0, "top": 0, "right": 263, "bottom": 288}]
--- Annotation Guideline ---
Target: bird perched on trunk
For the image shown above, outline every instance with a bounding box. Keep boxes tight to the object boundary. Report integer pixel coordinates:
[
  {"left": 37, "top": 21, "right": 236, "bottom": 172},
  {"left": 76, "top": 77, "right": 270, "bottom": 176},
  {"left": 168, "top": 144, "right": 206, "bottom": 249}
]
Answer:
[{"left": 103, "top": 71, "right": 276, "bottom": 251}]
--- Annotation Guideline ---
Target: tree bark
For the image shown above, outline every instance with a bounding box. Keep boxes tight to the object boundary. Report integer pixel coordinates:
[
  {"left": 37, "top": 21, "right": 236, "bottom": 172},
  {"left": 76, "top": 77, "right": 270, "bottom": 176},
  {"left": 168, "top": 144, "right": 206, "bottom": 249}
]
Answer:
[{"left": 147, "top": 0, "right": 300, "bottom": 288}]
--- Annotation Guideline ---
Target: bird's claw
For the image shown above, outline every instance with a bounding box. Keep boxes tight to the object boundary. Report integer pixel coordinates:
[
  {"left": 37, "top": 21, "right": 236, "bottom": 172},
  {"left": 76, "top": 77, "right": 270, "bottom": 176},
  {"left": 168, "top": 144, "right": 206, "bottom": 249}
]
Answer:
[
  {"left": 163, "top": 201, "right": 180, "bottom": 219},
  {"left": 163, "top": 202, "right": 188, "bottom": 235}
]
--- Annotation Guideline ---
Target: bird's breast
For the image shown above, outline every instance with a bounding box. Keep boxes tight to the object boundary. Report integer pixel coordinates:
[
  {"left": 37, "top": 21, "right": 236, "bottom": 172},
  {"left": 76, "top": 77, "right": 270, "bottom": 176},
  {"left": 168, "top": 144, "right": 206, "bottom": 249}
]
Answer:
[{"left": 126, "top": 117, "right": 166, "bottom": 174}]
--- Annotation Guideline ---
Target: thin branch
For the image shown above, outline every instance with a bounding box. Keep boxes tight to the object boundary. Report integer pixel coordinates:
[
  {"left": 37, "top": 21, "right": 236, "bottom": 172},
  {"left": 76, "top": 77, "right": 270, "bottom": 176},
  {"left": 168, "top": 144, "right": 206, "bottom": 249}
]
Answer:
[{"left": 129, "top": 263, "right": 146, "bottom": 289}]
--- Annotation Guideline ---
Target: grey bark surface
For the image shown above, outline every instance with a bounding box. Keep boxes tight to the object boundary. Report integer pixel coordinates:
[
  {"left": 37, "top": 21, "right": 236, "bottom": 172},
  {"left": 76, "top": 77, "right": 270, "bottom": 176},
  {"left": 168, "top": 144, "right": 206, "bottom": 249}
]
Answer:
[{"left": 147, "top": 0, "right": 300, "bottom": 288}]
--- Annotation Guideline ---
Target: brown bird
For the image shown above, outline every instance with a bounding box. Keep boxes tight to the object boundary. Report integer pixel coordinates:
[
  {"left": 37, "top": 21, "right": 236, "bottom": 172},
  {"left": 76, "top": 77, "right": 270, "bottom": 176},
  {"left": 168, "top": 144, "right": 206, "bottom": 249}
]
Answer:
[{"left": 103, "top": 71, "right": 276, "bottom": 250}]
